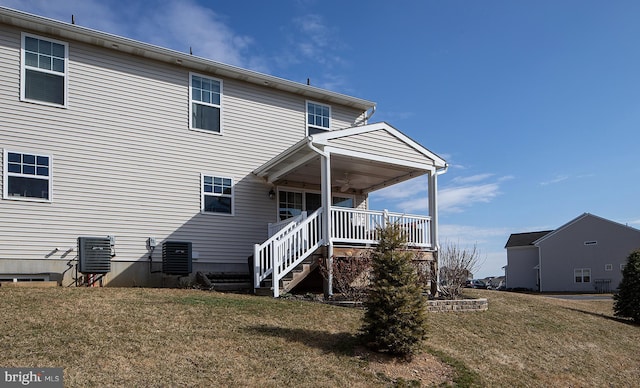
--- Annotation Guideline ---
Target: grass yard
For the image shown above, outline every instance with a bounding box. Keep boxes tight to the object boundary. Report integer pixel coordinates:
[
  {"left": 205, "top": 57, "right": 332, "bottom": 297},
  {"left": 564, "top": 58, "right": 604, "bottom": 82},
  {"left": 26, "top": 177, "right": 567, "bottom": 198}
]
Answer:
[{"left": 0, "top": 287, "right": 638, "bottom": 387}]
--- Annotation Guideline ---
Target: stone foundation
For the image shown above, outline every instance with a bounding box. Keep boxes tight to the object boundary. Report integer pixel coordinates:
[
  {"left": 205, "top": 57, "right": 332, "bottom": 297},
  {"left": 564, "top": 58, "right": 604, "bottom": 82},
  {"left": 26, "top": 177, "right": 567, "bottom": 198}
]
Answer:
[{"left": 426, "top": 298, "right": 488, "bottom": 312}]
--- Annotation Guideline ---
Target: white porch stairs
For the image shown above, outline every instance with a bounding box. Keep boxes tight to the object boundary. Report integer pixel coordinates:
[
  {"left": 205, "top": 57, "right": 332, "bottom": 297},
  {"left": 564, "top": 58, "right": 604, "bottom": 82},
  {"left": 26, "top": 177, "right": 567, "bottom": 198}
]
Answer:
[
  {"left": 254, "top": 252, "right": 323, "bottom": 296},
  {"left": 253, "top": 208, "right": 325, "bottom": 298},
  {"left": 253, "top": 207, "right": 434, "bottom": 297}
]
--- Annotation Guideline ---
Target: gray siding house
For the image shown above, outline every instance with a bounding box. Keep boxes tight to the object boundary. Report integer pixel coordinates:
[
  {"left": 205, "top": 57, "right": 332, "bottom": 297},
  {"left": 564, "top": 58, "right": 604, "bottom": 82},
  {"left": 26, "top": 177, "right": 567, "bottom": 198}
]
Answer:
[
  {"left": 0, "top": 7, "right": 447, "bottom": 295},
  {"left": 505, "top": 213, "right": 640, "bottom": 292}
]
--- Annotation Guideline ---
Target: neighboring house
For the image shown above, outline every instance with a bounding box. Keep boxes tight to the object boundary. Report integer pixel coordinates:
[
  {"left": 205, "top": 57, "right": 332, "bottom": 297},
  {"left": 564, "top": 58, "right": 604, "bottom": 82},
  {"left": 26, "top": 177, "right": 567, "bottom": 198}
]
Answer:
[
  {"left": 0, "top": 7, "right": 447, "bottom": 295},
  {"left": 504, "top": 230, "right": 552, "bottom": 291},
  {"left": 505, "top": 213, "right": 640, "bottom": 293}
]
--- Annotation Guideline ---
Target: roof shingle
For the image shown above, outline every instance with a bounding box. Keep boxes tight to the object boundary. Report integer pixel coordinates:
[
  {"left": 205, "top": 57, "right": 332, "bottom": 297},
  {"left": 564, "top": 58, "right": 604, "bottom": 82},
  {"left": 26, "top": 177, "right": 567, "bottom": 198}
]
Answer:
[{"left": 505, "top": 231, "right": 553, "bottom": 248}]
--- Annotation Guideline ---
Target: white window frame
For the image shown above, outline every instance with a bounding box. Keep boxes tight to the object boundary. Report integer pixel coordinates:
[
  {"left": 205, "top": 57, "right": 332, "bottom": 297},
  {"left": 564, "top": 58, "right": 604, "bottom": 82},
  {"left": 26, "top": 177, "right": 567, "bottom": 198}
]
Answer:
[
  {"left": 574, "top": 268, "right": 591, "bottom": 283},
  {"left": 201, "top": 173, "right": 234, "bottom": 216},
  {"left": 189, "top": 72, "right": 223, "bottom": 134},
  {"left": 604, "top": 264, "right": 613, "bottom": 271},
  {"left": 20, "top": 33, "right": 68, "bottom": 108},
  {"left": 3, "top": 149, "right": 52, "bottom": 202},
  {"left": 277, "top": 188, "right": 355, "bottom": 220},
  {"left": 306, "top": 100, "right": 331, "bottom": 135}
]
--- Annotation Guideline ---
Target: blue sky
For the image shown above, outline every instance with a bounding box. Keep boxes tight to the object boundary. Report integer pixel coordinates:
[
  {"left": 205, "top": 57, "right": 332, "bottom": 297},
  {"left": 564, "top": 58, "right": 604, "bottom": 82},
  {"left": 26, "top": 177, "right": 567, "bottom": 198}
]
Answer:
[{"left": 4, "top": 0, "right": 640, "bottom": 277}]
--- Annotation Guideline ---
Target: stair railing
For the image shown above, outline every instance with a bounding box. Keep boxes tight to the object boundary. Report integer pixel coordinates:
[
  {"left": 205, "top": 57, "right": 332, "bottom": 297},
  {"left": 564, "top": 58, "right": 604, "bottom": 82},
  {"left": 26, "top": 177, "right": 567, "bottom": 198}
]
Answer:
[{"left": 254, "top": 207, "right": 324, "bottom": 297}]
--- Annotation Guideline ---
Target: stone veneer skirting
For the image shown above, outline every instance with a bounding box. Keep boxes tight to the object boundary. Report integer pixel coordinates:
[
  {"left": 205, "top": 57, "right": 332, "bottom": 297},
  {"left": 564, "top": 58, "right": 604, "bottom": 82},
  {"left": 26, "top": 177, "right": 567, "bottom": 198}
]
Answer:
[{"left": 426, "top": 298, "right": 488, "bottom": 312}]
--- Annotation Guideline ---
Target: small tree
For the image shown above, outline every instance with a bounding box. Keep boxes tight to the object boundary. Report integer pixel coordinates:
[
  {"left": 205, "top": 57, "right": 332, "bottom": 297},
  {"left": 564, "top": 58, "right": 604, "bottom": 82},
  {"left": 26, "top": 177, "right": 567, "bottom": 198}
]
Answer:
[
  {"left": 614, "top": 249, "right": 640, "bottom": 323},
  {"left": 361, "top": 223, "right": 427, "bottom": 357},
  {"left": 437, "top": 241, "right": 482, "bottom": 299}
]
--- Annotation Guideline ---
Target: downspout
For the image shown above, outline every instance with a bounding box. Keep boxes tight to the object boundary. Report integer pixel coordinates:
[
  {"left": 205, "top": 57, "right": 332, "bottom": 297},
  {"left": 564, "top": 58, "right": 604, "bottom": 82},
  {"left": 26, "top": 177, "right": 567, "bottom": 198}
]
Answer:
[
  {"left": 363, "top": 105, "right": 376, "bottom": 124},
  {"left": 436, "top": 163, "right": 449, "bottom": 176},
  {"left": 306, "top": 136, "right": 329, "bottom": 158},
  {"left": 306, "top": 137, "right": 334, "bottom": 297}
]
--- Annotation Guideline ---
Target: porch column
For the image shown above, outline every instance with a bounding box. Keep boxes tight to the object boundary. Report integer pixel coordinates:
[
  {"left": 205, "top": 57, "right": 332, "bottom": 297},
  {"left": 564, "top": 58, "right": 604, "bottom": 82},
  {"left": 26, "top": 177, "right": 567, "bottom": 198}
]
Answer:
[
  {"left": 428, "top": 170, "right": 439, "bottom": 295},
  {"left": 321, "top": 151, "right": 333, "bottom": 297},
  {"left": 428, "top": 169, "right": 439, "bottom": 249}
]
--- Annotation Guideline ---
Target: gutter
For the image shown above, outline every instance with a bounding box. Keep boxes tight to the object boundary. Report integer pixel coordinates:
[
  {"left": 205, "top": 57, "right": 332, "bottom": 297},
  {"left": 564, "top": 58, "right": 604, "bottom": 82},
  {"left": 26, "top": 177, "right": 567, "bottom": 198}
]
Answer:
[
  {"left": 306, "top": 135, "right": 330, "bottom": 157},
  {"left": 436, "top": 163, "right": 449, "bottom": 175}
]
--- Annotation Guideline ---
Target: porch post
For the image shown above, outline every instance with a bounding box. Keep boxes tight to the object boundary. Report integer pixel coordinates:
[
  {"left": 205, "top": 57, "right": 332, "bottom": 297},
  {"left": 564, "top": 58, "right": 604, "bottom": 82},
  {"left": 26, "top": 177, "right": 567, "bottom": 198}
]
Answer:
[
  {"left": 321, "top": 151, "right": 333, "bottom": 298},
  {"left": 428, "top": 170, "right": 439, "bottom": 295}
]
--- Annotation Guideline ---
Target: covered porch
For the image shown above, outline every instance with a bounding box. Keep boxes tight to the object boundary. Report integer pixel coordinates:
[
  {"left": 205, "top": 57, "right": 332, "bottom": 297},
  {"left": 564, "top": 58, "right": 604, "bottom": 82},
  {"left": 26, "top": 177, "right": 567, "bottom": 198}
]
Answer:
[{"left": 252, "top": 122, "right": 447, "bottom": 297}]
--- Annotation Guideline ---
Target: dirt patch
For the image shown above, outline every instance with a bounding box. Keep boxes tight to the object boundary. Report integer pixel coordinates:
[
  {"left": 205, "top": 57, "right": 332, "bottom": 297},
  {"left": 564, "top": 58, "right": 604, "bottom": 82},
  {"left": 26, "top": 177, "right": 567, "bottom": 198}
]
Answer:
[{"left": 354, "top": 346, "right": 454, "bottom": 386}]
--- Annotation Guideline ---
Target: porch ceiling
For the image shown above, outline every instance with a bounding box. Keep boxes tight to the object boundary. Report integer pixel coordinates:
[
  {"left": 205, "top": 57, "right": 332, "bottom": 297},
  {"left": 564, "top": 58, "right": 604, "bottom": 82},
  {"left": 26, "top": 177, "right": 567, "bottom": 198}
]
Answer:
[
  {"left": 253, "top": 122, "right": 444, "bottom": 195},
  {"left": 270, "top": 152, "right": 428, "bottom": 194}
]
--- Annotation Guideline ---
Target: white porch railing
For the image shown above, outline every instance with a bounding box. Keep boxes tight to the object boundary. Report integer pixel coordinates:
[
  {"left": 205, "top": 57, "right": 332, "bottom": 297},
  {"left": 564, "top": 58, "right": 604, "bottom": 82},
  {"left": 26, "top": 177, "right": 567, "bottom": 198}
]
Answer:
[
  {"left": 267, "top": 211, "right": 307, "bottom": 237},
  {"left": 254, "top": 208, "right": 324, "bottom": 297},
  {"left": 254, "top": 207, "right": 432, "bottom": 297},
  {"left": 331, "top": 207, "right": 432, "bottom": 248}
]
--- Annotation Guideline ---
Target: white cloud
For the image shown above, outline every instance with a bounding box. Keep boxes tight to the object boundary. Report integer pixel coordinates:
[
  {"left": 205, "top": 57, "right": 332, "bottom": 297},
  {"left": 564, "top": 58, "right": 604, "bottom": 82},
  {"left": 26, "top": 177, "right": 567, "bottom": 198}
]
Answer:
[
  {"left": 451, "top": 173, "right": 494, "bottom": 184},
  {"left": 440, "top": 224, "right": 510, "bottom": 246},
  {"left": 371, "top": 172, "right": 508, "bottom": 214},
  {"left": 374, "top": 176, "right": 428, "bottom": 201},
  {"left": 439, "top": 182, "right": 501, "bottom": 213},
  {"left": 438, "top": 225, "right": 512, "bottom": 278},
  {"left": 1, "top": 0, "right": 264, "bottom": 71},
  {"left": 129, "top": 1, "right": 259, "bottom": 69},
  {"left": 540, "top": 174, "right": 568, "bottom": 186}
]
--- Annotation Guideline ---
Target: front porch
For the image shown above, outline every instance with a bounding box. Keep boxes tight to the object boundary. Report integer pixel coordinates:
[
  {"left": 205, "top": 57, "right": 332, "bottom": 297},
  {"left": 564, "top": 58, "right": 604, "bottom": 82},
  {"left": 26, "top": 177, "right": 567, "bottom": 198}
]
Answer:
[{"left": 252, "top": 122, "right": 447, "bottom": 297}]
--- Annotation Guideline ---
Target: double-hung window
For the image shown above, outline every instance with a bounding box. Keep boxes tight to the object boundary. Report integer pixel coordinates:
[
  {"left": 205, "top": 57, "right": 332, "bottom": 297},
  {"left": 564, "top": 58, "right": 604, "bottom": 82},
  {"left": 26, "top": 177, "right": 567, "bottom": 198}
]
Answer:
[
  {"left": 307, "top": 101, "right": 330, "bottom": 135},
  {"left": 3, "top": 150, "right": 52, "bottom": 201},
  {"left": 190, "top": 73, "right": 222, "bottom": 133},
  {"left": 574, "top": 268, "right": 591, "bottom": 283},
  {"left": 21, "top": 33, "right": 68, "bottom": 107},
  {"left": 201, "top": 174, "right": 233, "bottom": 215}
]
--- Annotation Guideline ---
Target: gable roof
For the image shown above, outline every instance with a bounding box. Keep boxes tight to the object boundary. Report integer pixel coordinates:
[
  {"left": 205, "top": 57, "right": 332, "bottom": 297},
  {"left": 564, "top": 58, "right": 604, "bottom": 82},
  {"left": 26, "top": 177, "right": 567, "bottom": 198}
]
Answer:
[
  {"left": 532, "top": 212, "right": 640, "bottom": 245},
  {"left": 0, "top": 6, "right": 375, "bottom": 111},
  {"left": 253, "top": 122, "right": 447, "bottom": 193},
  {"left": 505, "top": 231, "right": 553, "bottom": 248},
  {"left": 310, "top": 122, "right": 447, "bottom": 168}
]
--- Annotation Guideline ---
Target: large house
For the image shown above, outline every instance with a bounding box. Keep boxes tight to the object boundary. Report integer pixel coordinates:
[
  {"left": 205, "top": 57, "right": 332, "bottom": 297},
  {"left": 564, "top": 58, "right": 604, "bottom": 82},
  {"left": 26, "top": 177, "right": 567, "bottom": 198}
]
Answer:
[
  {"left": 0, "top": 7, "right": 447, "bottom": 296},
  {"left": 505, "top": 213, "right": 640, "bottom": 293}
]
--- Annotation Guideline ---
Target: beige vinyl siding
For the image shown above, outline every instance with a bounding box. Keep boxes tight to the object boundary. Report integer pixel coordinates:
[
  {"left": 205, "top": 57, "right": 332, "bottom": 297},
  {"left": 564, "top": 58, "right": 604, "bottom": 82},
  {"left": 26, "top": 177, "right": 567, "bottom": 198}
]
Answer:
[
  {"left": 330, "top": 105, "right": 364, "bottom": 130},
  {"left": 328, "top": 129, "right": 430, "bottom": 165},
  {"left": 0, "top": 25, "right": 365, "bottom": 275}
]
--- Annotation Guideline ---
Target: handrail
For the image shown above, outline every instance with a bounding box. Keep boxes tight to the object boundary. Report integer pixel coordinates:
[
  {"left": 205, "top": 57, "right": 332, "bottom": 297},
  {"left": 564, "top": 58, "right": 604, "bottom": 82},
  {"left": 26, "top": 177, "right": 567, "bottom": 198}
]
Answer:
[
  {"left": 267, "top": 211, "right": 307, "bottom": 237},
  {"left": 254, "top": 208, "right": 324, "bottom": 297},
  {"left": 254, "top": 207, "right": 431, "bottom": 297}
]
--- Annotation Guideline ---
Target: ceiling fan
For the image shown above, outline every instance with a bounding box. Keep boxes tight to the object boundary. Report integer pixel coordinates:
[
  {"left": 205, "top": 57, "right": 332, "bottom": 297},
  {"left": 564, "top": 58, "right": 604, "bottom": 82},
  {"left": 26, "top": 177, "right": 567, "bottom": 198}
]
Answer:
[{"left": 336, "top": 172, "right": 351, "bottom": 192}]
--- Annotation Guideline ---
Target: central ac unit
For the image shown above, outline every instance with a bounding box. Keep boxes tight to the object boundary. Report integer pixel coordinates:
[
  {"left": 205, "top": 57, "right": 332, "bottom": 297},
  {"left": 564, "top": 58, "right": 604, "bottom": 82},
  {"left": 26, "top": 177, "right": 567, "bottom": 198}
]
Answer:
[
  {"left": 162, "top": 241, "right": 192, "bottom": 275},
  {"left": 78, "top": 237, "right": 112, "bottom": 274}
]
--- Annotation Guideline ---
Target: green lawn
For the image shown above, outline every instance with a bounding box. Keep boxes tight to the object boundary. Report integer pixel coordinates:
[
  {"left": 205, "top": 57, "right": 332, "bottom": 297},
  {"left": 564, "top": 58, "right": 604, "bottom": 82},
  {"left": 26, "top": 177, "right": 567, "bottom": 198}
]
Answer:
[{"left": 0, "top": 287, "right": 638, "bottom": 387}]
